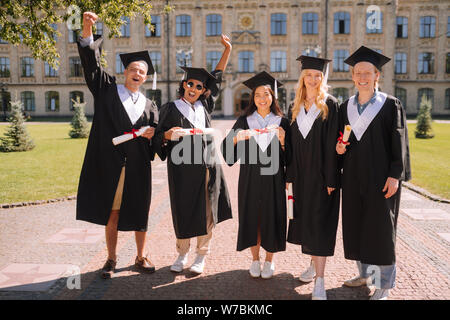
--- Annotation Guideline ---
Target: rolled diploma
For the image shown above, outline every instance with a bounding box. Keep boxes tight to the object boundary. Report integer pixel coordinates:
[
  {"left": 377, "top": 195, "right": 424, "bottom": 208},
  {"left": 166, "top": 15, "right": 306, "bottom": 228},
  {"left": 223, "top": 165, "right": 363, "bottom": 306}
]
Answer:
[
  {"left": 287, "top": 183, "right": 294, "bottom": 219},
  {"left": 249, "top": 124, "right": 279, "bottom": 136},
  {"left": 172, "top": 128, "right": 215, "bottom": 139},
  {"left": 342, "top": 125, "right": 352, "bottom": 142},
  {"left": 112, "top": 126, "right": 150, "bottom": 146}
]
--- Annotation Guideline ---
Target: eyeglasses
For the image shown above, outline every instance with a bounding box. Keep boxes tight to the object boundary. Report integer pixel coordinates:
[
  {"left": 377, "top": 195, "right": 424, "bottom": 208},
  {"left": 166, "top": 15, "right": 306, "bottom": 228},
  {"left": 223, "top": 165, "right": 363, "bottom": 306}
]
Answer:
[{"left": 187, "top": 81, "right": 204, "bottom": 91}]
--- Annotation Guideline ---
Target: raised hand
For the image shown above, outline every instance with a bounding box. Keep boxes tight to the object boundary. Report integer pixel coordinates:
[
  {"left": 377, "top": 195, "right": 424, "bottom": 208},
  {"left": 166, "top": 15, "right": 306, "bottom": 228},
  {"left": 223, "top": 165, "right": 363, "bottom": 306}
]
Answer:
[
  {"left": 221, "top": 34, "right": 232, "bottom": 50},
  {"left": 82, "top": 12, "right": 98, "bottom": 38}
]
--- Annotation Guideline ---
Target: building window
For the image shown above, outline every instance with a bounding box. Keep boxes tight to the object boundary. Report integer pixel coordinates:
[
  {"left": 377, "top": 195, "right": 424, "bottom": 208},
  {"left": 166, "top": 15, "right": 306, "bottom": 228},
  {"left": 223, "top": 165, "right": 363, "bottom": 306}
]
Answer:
[
  {"left": 48, "top": 23, "right": 58, "bottom": 41},
  {"left": 417, "top": 88, "right": 433, "bottom": 110},
  {"left": 69, "top": 57, "right": 83, "bottom": 77},
  {"left": 238, "top": 51, "right": 254, "bottom": 73},
  {"left": 176, "top": 51, "right": 192, "bottom": 73},
  {"left": 68, "top": 30, "right": 78, "bottom": 43},
  {"left": 69, "top": 91, "right": 84, "bottom": 110},
  {"left": 149, "top": 51, "right": 162, "bottom": 74},
  {"left": 396, "top": 17, "right": 408, "bottom": 38},
  {"left": 95, "top": 22, "right": 103, "bottom": 36},
  {"left": 271, "top": 13, "right": 287, "bottom": 35},
  {"left": 116, "top": 53, "right": 125, "bottom": 74},
  {"left": 206, "top": 51, "right": 221, "bottom": 72},
  {"left": 366, "top": 10, "right": 383, "bottom": 34},
  {"left": 270, "top": 51, "right": 287, "bottom": 73},
  {"left": 418, "top": 52, "right": 434, "bottom": 74},
  {"left": 395, "top": 87, "right": 407, "bottom": 109},
  {"left": 145, "top": 16, "right": 161, "bottom": 37},
  {"left": 206, "top": 14, "right": 222, "bottom": 36},
  {"left": 44, "top": 62, "right": 58, "bottom": 77},
  {"left": 146, "top": 89, "right": 162, "bottom": 109},
  {"left": 333, "top": 50, "right": 349, "bottom": 72},
  {"left": 334, "top": 12, "right": 350, "bottom": 34},
  {"left": 20, "top": 91, "right": 35, "bottom": 111},
  {"left": 45, "top": 91, "right": 60, "bottom": 112},
  {"left": 394, "top": 53, "right": 407, "bottom": 74},
  {"left": 302, "top": 12, "right": 318, "bottom": 35},
  {"left": 333, "top": 88, "right": 349, "bottom": 103},
  {"left": 420, "top": 16, "right": 436, "bottom": 38},
  {"left": 0, "top": 57, "right": 10, "bottom": 77},
  {"left": 21, "top": 57, "right": 34, "bottom": 77},
  {"left": 0, "top": 90, "right": 11, "bottom": 111},
  {"left": 0, "top": 27, "right": 7, "bottom": 44},
  {"left": 445, "top": 88, "right": 450, "bottom": 109},
  {"left": 120, "top": 17, "right": 130, "bottom": 37},
  {"left": 176, "top": 15, "right": 191, "bottom": 37},
  {"left": 447, "top": 16, "right": 450, "bottom": 37},
  {"left": 446, "top": 53, "right": 450, "bottom": 73}
]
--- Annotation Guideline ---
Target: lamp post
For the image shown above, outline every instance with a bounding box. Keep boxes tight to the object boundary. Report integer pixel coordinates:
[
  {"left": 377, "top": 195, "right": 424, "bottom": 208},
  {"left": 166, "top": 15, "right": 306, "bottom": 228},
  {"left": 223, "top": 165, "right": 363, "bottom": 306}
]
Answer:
[{"left": 176, "top": 48, "right": 193, "bottom": 69}]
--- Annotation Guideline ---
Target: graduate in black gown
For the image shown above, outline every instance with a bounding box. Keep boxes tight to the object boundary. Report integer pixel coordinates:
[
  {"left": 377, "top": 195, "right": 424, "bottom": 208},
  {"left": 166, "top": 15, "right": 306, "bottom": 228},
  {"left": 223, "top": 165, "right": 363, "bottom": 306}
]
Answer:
[
  {"left": 153, "top": 35, "right": 232, "bottom": 274},
  {"left": 221, "top": 71, "right": 290, "bottom": 279},
  {"left": 285, "top": 56, "right": 340, "bottom": 300},
  {"left": 336, "top": 46, "right": 411, "bottom": 300},
  {"left": 76, "top": 12, "right": 160, "bottom": 278}
]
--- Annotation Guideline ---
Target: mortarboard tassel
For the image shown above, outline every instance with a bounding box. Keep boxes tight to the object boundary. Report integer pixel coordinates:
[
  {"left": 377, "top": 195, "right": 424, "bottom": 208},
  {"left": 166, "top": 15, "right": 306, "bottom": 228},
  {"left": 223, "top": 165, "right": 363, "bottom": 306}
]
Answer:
[
  {"left": 323, "top": 64, "right": 329, "bottom": 86},
  {"left": 152, "top": 71, "right": 157, "bottom": 90},
  {"left": 274, "top": 79, "right": 278, "bottom": 100}
]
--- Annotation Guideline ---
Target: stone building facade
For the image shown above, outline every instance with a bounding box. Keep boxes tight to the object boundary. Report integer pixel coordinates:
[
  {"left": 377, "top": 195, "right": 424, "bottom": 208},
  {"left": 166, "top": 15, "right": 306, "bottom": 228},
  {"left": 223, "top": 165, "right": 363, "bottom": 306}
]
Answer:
[{"left": 0, "top": 0, "right": 449, "bottom": 118}]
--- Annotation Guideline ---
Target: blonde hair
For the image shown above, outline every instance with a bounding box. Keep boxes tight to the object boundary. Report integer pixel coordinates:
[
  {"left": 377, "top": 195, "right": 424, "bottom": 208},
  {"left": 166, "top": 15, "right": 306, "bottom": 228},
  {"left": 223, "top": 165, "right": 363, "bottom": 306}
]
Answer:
[{"left": 290, "top": 69, "right": 329, "bottom": 123}]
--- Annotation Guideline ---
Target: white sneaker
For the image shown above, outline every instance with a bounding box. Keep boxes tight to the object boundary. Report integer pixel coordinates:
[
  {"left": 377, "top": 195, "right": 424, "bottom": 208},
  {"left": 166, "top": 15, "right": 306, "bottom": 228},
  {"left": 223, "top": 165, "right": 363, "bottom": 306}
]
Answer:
[
  {"left": 189, "top": 254, "right": 206, "bottom": 274},
  {"left": 370, "top": 289, "right": 390, "bottom": 300},
  {"left": 249, "top": 261, "right": 261, "bottom": 278},
  {"left": 170, "top": 254, "right": 188, "bottom": 273},
  {"left": 299, "top": 261, "right": 316, "bottom": 283},
  {"left": 261, "top": 261, "right": 275, "bottom": 279},
  {"left": 312, "top": 277, "right": 327, "bottom": 300},
  {"left": 343, "top": 275, "right": 368, "bottom": 287}
]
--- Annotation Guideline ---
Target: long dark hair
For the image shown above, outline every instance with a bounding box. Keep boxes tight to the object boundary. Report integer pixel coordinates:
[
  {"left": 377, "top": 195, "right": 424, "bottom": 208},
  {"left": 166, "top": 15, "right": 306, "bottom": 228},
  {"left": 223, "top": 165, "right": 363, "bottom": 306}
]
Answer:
[
  {"left": 242, "top": 86, "right": 283, "bottom": 117},
  {"left": 177, "top": 80, "right": 211, "bottom": 101}
]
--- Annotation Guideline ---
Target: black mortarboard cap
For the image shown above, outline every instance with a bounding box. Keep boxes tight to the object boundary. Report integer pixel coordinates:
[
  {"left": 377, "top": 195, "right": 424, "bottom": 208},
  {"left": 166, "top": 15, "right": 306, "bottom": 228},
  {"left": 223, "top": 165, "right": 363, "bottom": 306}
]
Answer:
[
  {"left": 119, "top": 51, "right": 155, "bottom": 75},
  {"left": 181, "top": 66, "right": 217, "bottom": 87},
  {"left": 296, "top": 55, "right": 331, "bottom": 73},
  {"left": 344, "top": 46, "right": 391, "bottom": 70},
  {"left": 242, "top": 71, "right": 283, "bottom": 91}
]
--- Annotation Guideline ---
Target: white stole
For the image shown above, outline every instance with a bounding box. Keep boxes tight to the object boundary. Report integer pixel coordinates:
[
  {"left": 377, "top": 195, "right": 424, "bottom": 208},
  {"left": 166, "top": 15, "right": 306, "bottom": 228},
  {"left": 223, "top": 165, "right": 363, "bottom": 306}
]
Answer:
[
  {"left": 117, "top": 84, "right": 146, "bottom": 125},
  {"left": 246, "top": 111, "right": 282, "bottom": 152},
  {"left": 174, "top": 99, "right": 206, "bottom": 129},
  {"left": 296, "top": 103, "right": 321, "bottom": 139},
  {"left": 347, "top": 91, "right": 387, "bottom": 141}
]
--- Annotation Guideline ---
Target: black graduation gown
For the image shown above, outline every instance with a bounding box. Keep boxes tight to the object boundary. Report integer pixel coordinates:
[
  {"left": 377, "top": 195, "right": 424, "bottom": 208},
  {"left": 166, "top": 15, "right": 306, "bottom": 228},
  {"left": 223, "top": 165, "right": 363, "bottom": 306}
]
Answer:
[
  {"left": 153, "top": 74, "right": 232, "bottom": 239},
  {"left": 75, "top": 36, "right": 159, "bottom": 232},
  {"left": 339, "top": 95, "right": 411, "bottom": 265},
  {"left": 286, "top": 96, "right": 341, "bottom": 256},
  {"left": 221, "top": 116, "right": 291, "bottom": 253}
]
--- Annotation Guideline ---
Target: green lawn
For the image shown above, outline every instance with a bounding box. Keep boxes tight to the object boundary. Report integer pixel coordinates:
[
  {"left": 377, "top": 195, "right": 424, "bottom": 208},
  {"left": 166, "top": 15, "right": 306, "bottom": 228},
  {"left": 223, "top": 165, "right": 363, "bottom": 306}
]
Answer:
[
  {"left": 0, "top": 122, "right": 449, "bottom": 203},
  {"left": 407, "top": 122, "right": 450, "bottom": 199},
  {"left": 0, "top": 123, "right": 89, "bottom": 203}
]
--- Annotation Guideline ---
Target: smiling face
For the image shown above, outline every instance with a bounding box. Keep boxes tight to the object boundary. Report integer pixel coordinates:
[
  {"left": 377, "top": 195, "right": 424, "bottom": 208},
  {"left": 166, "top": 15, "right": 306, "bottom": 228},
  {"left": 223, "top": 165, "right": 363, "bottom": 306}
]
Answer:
[
  {"left": 182, "top": 79, "right": 206, "bottom": 104},
  {"left": 352, "top": 61, "right": 379, "bottom": 94},
  {"left": 303, "top": 69, "right": 323, "bottom": 92},
  {"left": 253, "top": 85, "right": 273, "bottom": 113},
  {"left": 124, "top": 61, "right": 148, "bottom": 92}
]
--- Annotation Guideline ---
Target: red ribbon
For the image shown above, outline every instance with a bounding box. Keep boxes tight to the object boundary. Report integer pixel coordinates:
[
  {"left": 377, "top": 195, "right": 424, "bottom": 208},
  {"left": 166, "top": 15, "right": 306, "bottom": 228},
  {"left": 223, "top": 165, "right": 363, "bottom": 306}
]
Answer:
[
  {"left": 337, "top": 131, "right": 350, "bottom": 145},
  {"left": 288, "top": 195, "right": 295, "bottom": 202},
  {"left": 190, "top": 128, "right": 203, "bottom": 135},
  {"left": 255, "top": 128, "right": 269, "bottom": 134},
  {"left": 124, "top": 128, "right": 139, "bottom": 139}
]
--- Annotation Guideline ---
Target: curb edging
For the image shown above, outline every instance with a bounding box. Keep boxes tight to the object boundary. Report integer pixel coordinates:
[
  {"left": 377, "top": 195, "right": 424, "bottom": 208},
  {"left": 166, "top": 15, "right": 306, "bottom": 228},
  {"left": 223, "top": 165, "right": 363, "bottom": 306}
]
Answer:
[
  {"left": 0, "top": 195, "right": 77, "bottom": 209},
  {"left": 403, "top": 182, "right": 450, "bottom": 204}
]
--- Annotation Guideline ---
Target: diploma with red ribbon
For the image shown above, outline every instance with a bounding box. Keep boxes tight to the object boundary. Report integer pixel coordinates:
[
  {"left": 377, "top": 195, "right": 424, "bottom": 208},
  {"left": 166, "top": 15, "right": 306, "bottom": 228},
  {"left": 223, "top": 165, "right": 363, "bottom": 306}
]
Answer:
[
  {"left": 112, "top": 126, "right": 150, "bottom": 146},
  {"left": 287, "top": 183, "right": 294, "bottom": 219},
  {"left": 337, "top": 125, "right": 352, "bottom": 145},
  {"left": 172, "top": 128, "right": 215, "bottom": 140}
]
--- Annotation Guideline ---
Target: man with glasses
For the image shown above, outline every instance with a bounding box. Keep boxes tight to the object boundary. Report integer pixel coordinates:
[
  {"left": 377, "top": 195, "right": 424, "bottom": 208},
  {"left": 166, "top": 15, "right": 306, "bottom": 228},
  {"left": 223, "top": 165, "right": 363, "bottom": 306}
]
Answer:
[{"left": 153, "top": 35, "right": 232, "bottom": 275}]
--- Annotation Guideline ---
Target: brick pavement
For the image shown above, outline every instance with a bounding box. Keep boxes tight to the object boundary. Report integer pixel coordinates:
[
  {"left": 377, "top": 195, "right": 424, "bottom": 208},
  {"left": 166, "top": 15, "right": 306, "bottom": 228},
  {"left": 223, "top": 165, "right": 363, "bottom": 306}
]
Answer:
[{"left": 0, "top": 120, "right": 449, "bottom": 300}]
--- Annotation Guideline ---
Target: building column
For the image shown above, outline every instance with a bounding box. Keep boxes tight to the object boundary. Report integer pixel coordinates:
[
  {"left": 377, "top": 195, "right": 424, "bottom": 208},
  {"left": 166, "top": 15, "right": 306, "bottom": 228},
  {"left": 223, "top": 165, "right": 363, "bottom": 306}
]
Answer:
[{"left": 223, "top": 86, "right": 233, "bottom": 116}]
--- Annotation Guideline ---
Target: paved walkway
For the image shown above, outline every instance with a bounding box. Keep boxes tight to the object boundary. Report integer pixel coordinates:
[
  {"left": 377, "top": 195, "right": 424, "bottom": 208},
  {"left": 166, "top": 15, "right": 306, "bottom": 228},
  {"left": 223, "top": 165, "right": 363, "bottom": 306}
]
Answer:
[{"left": 0, "top": 120, "right": 449, "bottom": 300}]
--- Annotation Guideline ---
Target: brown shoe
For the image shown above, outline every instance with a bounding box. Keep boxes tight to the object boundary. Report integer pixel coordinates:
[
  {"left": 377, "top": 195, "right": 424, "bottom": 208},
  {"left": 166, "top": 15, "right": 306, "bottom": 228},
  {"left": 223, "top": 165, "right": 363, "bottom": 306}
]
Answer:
[
  {"left": 101, "top": 259, "right": 116, "bottom": 279},
  {"left": 135, "top": 256, "right": 156, "bottom": 273}
]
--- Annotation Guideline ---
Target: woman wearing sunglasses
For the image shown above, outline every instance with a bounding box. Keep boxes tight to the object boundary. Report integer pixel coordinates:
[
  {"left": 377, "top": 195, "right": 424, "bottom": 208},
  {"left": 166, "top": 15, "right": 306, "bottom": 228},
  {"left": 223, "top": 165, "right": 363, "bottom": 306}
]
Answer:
[
  {"left": 153, "top": 35, "right": 232, "bottom": 275},
  {"left": 221, "top": 71, "right": 290, "bottom": 279}
]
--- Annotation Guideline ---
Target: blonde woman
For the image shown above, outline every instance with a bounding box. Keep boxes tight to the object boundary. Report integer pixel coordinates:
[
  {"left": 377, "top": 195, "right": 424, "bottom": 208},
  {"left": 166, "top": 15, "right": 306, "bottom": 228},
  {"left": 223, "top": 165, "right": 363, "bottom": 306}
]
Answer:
[{"left": 286, "top": 56, "right": 340, "bottom": 300}]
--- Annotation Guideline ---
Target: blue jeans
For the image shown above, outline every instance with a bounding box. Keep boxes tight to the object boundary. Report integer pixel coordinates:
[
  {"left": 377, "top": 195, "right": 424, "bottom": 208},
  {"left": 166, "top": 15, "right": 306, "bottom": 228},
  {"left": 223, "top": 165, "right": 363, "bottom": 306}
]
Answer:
[{"left": 357, "top": 261, "right": 396, "bottom": 289}]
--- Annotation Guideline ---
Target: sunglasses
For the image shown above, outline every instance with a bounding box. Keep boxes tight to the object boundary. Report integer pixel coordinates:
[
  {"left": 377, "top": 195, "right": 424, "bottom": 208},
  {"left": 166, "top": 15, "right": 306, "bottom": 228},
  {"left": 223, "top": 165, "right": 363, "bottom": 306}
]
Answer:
[{"left": 186, "top": 81, "right": 204, "bottom": 91}]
